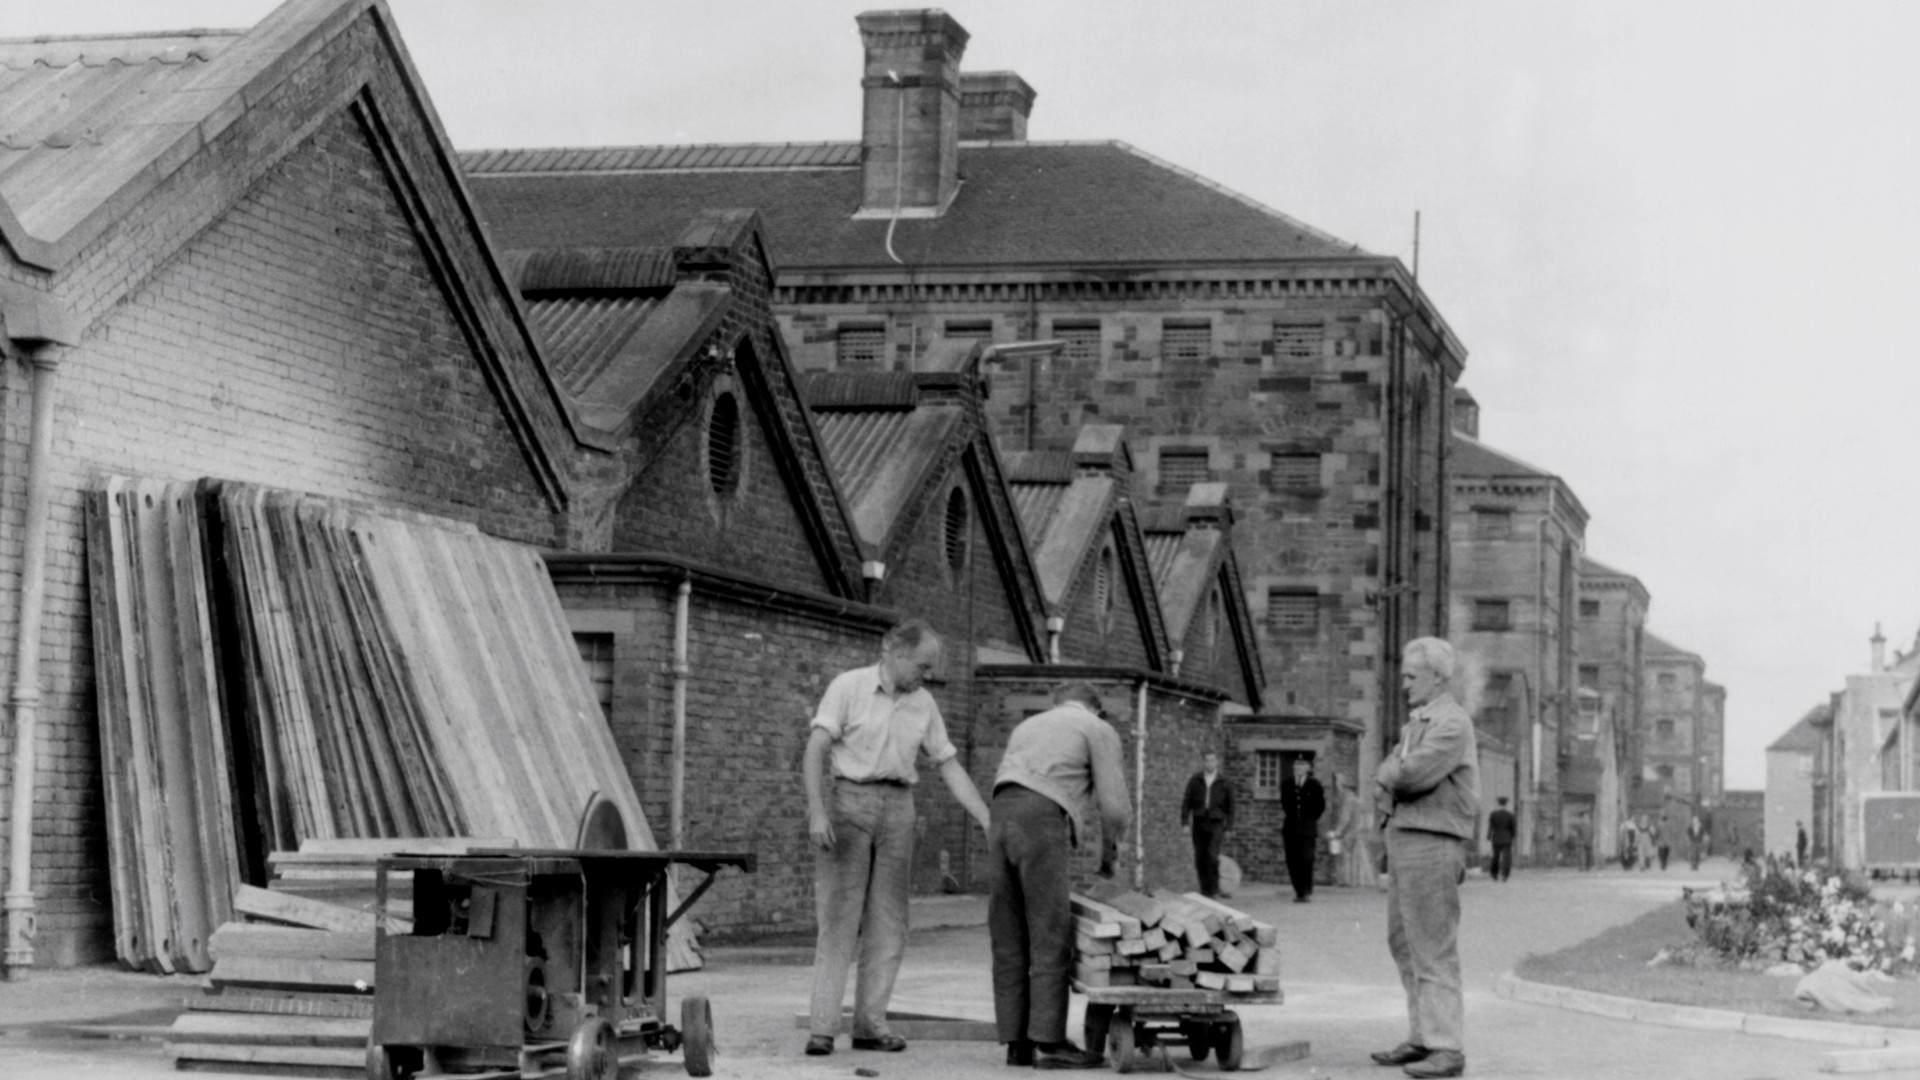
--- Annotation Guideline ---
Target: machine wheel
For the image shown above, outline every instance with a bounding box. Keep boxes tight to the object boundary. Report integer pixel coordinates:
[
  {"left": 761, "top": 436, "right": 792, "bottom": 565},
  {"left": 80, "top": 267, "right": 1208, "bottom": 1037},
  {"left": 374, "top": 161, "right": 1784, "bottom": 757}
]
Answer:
[
  {"left": 1216, "top": 1014, "right": 1244, "bottom": 1072},
  {"left": 366, "top": 1043, "right": 416, "bottom": 1080},
  {"left": 681, "top": 994, "right": 715, "bottom": 1077},
  {"left": 1181, "top": 1019, "right": 1211, "bottom": 1061},
  {"left": 1108, "top": 1011, "right": 1138, "bottom": 1074},
  {"left": 567, "top": 1017, "right": 618, "bottom": 1080}
]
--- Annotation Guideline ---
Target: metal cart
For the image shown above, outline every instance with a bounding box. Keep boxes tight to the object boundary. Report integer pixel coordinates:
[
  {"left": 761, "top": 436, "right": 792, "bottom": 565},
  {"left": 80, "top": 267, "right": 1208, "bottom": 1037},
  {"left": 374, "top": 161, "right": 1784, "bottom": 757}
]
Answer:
[
  {"left": 368, "top": 848, "right": 754, "bottom": 1080},
  {"left": 1077, "top": 983, "right": 1259, "bottom": 1074}
]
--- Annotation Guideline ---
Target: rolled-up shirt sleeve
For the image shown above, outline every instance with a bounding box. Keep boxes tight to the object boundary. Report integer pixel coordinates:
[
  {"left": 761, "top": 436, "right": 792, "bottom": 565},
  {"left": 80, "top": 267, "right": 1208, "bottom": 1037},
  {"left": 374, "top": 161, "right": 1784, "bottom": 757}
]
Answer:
[
  {"left": 919, "top": 698, "right": 959, "bottom": 766},
  {"left": 810, "top": 671, "right": 852, "bottom": 740}
]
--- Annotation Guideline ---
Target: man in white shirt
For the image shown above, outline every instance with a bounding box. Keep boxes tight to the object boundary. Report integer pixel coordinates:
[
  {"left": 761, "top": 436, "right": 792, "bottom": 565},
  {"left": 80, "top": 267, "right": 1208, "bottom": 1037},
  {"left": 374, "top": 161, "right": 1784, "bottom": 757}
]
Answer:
[{"left": 801, "top": 619, "right": 992, "bottom": 1057}]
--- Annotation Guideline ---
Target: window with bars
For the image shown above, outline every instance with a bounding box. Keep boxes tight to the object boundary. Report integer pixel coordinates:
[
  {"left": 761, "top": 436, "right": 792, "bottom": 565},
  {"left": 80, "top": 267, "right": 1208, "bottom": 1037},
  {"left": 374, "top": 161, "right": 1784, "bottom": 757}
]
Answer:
[
  {"left": 1578, "top": 664, "right": 1601, "bottom": 691},
  {"left": 1471, "top": 599, "right": 1512, "bottom": 631},
  {"left": 1472, "top": 508, "right": 1512, "bottom": 539},
  {"left": 1579, "top": 598, "right": 1600, "bottom": 619},
  {"left": 1267, "top": 589, "right": 1318, "bottom": 635},
  {"left": 1158, "top": 448, "right": 1210, "bottom": 494},
  {"left": 836, "top": 324, "right": 885, "bottom": 368},
  {"left": 1655, "top": 718, "right": 1676, "bottom": 743},
  {"left": 1053, "top": 319, "right": 1101, "bottom": 363},
  {"left": 1161, "top": 320, "right": 1212, "bottom": 361},
  {"left": 1273, "top": 321, "right": 1322, "bottom": 361},
  {"left": 707, "top": 392, "right": 742, "bottom": 496},
  {"left": 574, "top": 633, "right": 615, "bottom": 723},
  {"left": 943, "top": 319, "right": 993, "bottom": 342},
  {"left": 944, "top": 486, "right": 971, "bottom": 576},
  {"left": 1267, "top": 453, "right": 1320, "bottom": 491},
  {"left": 1656, "top": 671, "right": 1676, "bottom": 689}
]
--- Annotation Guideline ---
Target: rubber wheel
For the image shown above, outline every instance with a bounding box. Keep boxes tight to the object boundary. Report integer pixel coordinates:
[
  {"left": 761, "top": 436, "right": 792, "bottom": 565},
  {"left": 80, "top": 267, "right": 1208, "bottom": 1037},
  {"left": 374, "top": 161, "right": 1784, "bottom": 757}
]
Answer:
[
  {"left": 567, "top": 1017, "right": 618, "bottom": 1080},
  {"left": 1108, "top": 1013, "right": 1138, "bottom": 1074},
  {"left": 1217, "top": 1014, "right": 1244, "bottom": 1072},
  {"left": 681, "top": 994, "right": 714, "bottom": 1077},
  {"left": 1182, "top": 1020, "right": 1211, "bottom": 1062}
]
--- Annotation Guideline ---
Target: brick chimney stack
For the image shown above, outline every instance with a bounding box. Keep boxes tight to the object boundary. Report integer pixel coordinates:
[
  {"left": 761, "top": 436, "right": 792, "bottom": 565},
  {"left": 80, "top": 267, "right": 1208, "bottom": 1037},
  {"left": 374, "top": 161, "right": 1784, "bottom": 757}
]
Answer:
[
  {"left": 959, "top": 72, "right": 1035, "bottom": 141},
  {"left": 856, "top": 9, "right": 970, "bottom": 218}
]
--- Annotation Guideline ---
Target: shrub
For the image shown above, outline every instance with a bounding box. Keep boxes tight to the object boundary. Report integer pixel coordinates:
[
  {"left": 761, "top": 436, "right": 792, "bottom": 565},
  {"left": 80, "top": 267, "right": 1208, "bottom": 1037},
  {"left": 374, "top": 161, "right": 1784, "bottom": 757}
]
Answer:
[{"left": 1682, "top": 856, "right": 1915, "bottom": 973}]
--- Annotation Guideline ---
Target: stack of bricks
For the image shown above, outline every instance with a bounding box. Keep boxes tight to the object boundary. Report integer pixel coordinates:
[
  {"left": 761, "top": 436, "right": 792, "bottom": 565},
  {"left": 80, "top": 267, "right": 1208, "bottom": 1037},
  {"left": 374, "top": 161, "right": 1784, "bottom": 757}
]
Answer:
[{"left": 1069, "top": 882, "right": 1281, "bottom": 1001}]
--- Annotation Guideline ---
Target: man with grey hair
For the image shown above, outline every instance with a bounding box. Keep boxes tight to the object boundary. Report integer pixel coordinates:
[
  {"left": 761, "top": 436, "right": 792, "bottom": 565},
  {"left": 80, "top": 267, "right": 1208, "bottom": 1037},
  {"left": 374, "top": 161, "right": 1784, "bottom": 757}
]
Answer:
[
  {"left": 1370, "top": 636, "right": 1479, "bottom": 1079},
  {"left": 802, "top": 619, "right": 992, "bottom": 1057},
  {"left": 988, "top": 680, "right": 1130, "bottom": 1069}
]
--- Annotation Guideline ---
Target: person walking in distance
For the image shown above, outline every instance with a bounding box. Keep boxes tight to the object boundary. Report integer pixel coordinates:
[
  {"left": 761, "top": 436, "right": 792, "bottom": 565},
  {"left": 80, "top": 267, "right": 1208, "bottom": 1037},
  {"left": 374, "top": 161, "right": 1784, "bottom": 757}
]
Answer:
[
  {"left": 1687, "top": 810, "right": 1707, "bottom": 871},
  {"left": 1327, "top": 772, "right": 1379, "bottom": 889},
  {"left": 986, "top": 681, "right": 1129, "bottom": 1070},
  {"left": 1181, "top": 750, "right": 1234, "bottom": 898},
  {"left": 1796, "top": 820, "right": 1809, "bottom": 867},
  {"left": 801, "top": 619, "right": 992, "bottom": 1058},
  {"left": 1487, "top": 797, "right": 1516, "bottom": 882},
  {"left": 1280, "top": 758, "right": 1326, "bottom": 902},
  {"left": 1370, "top": 637, "right": 1479, "bottom": 1079}
]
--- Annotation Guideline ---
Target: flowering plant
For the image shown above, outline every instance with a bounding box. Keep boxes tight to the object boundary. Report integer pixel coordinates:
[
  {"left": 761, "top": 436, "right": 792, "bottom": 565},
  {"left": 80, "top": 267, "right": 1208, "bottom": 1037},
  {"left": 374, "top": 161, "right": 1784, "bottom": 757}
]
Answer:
[{"left": 1681, "top": 857, "right": 1917, "bottom": 974}]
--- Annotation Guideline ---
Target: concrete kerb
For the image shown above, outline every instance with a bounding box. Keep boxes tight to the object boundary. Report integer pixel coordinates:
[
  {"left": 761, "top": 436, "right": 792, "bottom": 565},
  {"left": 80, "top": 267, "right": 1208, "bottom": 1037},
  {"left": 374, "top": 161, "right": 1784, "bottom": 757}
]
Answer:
[{"left": 1497, "top": 971, "right": 1920, "bottom": 1073}]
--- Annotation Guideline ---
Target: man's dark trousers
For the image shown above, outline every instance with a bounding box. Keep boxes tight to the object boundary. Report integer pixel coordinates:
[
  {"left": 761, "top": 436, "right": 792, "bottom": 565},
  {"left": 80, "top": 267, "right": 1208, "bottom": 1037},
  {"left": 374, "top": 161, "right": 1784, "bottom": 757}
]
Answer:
[
  {"left": 1489, "top": 841, "right": 1513, "bottom": 881},
  {"left": 1191, "top": 819, "right": 1226, "bottom": 897},
  {"left": 1282, "top": 831, "right": 1316, "bottom": 900},
  {"left": 987, "top": 785, "right": 1074, "bottom": 1047}
]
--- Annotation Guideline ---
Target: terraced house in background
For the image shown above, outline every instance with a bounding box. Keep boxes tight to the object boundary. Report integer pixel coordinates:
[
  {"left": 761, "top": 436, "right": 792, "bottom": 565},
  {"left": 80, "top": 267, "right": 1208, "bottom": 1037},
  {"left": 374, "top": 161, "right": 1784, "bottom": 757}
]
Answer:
[{"left": 462, "top": 8, "right": 1468, "bottom": 773}]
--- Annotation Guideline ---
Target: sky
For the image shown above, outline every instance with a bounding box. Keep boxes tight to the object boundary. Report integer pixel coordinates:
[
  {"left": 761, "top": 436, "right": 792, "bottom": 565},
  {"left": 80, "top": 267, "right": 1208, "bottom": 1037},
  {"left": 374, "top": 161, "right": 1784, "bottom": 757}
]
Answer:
[{"left": 18, "top": 0, "right": 1920, "bottom": 790}]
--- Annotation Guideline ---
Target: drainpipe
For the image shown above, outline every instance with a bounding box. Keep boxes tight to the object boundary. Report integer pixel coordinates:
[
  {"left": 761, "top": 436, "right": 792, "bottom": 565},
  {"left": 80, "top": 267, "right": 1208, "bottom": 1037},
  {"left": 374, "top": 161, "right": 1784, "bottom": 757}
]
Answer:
[
  {"left": 670, "top": 578, "right": 691, "bottom": 852},
  {"left": 5, "top": 338, "right": 68, "bottom": 979},
  {"left": 1132, "top": 679, "right": 1148, "bottom": 890}
]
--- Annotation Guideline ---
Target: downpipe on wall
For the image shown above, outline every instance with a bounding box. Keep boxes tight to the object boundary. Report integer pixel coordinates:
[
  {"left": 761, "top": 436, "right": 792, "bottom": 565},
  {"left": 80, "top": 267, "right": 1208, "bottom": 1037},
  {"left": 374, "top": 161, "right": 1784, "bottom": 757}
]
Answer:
[{"left": 1133, "top": 679, "right": 1147, "bottom": 890}]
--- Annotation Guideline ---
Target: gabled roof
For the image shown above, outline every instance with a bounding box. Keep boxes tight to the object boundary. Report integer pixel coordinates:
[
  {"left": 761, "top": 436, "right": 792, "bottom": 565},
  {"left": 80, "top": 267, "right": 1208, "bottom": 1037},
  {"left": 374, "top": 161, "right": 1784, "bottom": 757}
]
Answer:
[
  {"left": 1451, "top": 434, "right": 1553, "bottom": 480},
  {"left": 463, "top": 140, "right": 1372, "bottom": 273},
  {"left": 1643, "top": 631, "right": 1703, "bottom": 664},
  {"left": 1769, "top": 708, "right": 1827, "bottom": 753},
  {"left": 1138, "top": 485, "right": 1265, "bottom": 703}
]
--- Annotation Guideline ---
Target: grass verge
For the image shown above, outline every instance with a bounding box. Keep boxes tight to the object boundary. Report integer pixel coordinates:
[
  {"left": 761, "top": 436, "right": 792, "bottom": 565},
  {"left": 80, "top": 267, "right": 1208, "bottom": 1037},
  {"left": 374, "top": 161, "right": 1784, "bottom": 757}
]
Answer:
[{"left": 1515, "top": 899, "right": 1920, "bottom": 1029}]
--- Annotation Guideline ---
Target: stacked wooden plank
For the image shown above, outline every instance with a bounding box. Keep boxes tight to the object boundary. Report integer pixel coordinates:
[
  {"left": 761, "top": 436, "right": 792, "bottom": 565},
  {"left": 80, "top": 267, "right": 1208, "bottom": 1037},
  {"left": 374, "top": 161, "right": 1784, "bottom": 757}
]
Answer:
[
  {"left": 88, "top": 478, "right": 692, "bottom": 976},
  {"left": 1070, "top": 883, "right": 1280, "bottom": 1001}
]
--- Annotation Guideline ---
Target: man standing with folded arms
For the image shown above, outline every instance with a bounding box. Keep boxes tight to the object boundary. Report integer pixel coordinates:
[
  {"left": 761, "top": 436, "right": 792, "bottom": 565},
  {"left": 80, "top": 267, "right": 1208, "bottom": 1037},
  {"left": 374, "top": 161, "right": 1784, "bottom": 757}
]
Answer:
[
  {"left": 802, "top": 619, "right": 992, "bottom": 1058},
  {"left": 1371, "top": 637, "right": 1479, "bottom": 1079},
  {"left": 987, "top": 681, "right": 1130, "bottom": 1070}
]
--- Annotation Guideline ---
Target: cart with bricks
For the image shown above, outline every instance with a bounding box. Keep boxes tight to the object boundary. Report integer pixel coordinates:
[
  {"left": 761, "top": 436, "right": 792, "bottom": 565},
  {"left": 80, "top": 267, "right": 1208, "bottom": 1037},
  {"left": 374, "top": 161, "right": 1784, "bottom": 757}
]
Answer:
[{"left": 1070, "top": 886, "right": 1283, "bottom": 1074}]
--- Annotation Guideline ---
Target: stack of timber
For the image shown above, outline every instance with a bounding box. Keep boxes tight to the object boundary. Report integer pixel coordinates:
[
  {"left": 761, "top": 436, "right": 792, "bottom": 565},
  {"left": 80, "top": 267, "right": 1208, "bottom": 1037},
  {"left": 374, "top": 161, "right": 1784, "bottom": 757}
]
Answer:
[
  {"left": 1070, "top": 882, "right": 1281, "bottom": 1001},
  {"left": 88, "top": 478, "right": 697, "bottom": 977},
  {"left": 167, "top": 838, "right": 484, "bottom": 1077}
]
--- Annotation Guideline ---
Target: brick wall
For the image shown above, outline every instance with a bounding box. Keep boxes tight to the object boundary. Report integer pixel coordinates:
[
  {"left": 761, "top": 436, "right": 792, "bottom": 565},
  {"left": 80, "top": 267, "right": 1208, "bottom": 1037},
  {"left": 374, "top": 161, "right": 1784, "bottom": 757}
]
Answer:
[
  {"left": 0, "top": 20, "right": 578, "bottom": 965},
  {"left": 1223, "top": 718, "right": 1362, "bottom": 887}
]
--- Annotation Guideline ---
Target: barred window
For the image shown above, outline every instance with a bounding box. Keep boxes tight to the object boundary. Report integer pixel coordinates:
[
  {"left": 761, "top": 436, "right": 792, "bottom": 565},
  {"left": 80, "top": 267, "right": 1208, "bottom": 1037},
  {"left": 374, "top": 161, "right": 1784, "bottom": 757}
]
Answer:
[
  {"left": 837, "top": 324, "right": 885, "bottom": 368},
  {"left": 944, "top": 486, "right": 971, "bottom": 575},
  {"left": 1579, "top": 598, "right": 1600, "bottom": 619},
  {"left": 1162, "top": 320, "right": 1212, "bottom": 361},
  {"left": 1268, "top": 453, "right": 1320, "bottom": 491},
  {"left": 706, "top": 392, "right": 742, "bottom": 496},
  {"left": 944, "top": 319, "right": 993, "bottom": 342},
  {"left": 1472, "top": 599, "right": 1512, "bottom": 631},
  {"left": 1273, "top": 321, "right": 1321, "bottom": 361},
  {"left": 1656, "top": 671, "right": 1676, "bottom": 689},
  {"left": 1267, "top": 589, "right": 1318, "bottom": 635},
  {"left": 574, "top": 633, "right": 615, "bottom": 723},
  {"left": 1053, "top": 319, "right": 1100, "bottom": 363},
  {"left": 1158, "top": 448, "right": 1211, "bottom": 494}
]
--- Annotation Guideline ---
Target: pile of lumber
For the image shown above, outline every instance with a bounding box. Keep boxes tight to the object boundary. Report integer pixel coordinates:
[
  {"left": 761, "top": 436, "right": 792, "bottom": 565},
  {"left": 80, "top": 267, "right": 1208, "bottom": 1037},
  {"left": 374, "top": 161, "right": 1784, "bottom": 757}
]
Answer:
[
  {"left": 1070, "top": 883, "right": 1281, "bottom": 1001},
  {"left": 165, "top": 838, "right": 447, "bottom": 1077},
  {"left": 88, "top": 478, "right": 686, "bottom": 975}
]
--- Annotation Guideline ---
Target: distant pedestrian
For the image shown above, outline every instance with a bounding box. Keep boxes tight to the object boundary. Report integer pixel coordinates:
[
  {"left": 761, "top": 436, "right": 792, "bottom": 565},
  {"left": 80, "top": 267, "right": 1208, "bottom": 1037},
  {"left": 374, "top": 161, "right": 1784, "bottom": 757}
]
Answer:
[
  {"left": 1687, "top": 811, "right": 1707, "bottom": 871},
  {"left": 1280, "top": 758, "right": 1326, "bottom": 902},
  {"left": 1327, "top": 773, "right": 1378, "bottom": 889},
  {"left": 1181, "top": 750, "right": 1234, "bottom": 898},
  {"left": 1653, "top": 817, "right": 1670, "bottom": 871},
  {"left": 1570, "top": 817, "right": 1593, "bottom": 871},
  {"left": 1620, "top": 816, "right": 1639, "bottom": 870},
  {"left": 1796, "top": 821, "right": 1809, "bottom": 867},
  {"left": 802, "top": 619, "right": 993, "bottom": 1057},
  {"left": 1370, "top": 637, "right": 1478, "bottom": 1079},
  {"left": 1487, "top": 797, "right": 1516, "bottom": 882},
  {"left": 986, "top": 681, "right": 1128, "bottom": 1070}
]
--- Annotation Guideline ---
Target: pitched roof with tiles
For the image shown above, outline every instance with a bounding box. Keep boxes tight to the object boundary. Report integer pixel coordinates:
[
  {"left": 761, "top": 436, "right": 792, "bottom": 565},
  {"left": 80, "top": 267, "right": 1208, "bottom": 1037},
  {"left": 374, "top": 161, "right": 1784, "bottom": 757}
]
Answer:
[
  {"left": 1643, "top": 631, "right": 1703, "bottom": 664},
  {"left": 1769, "top": 708, "right": 1827, "bottom": 753},
  {"left": 1451, "top": 434, "right": 1554, "bottom": 480},
  {"left": 463, "top": 140, "right": 1374, "bottom": 272}
]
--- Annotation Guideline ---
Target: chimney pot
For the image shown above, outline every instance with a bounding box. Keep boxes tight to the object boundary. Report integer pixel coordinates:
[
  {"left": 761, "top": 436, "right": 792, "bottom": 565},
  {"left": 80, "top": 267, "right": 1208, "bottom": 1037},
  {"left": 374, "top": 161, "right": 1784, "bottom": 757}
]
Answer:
[{"left": 959, "top": 71, "right": 1036, "bottom": 141}]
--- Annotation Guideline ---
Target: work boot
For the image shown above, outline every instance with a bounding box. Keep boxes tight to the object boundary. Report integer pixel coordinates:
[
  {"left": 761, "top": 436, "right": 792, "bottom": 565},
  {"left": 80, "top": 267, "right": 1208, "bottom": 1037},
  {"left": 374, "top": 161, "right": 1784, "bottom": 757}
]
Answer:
[
  {"left": 1033, "top": 1042, "right": 1103, "bottom": 1069},
  {"left": 1370, "top": 1043, "right": 1429, "bottom": 1066},
  {"left": 1006, "top": 1040, "right": 1035, "bottom": 1066},
  {"left": 1404, "top": 1049, "right": 1465, "bottom": 1077}
]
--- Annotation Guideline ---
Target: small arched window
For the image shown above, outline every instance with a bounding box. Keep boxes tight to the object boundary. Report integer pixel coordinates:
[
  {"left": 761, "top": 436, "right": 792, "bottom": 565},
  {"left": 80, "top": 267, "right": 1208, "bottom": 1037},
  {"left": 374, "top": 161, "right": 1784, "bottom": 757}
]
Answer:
[
  {"left": 706, "top": 392, "right": 742, "bottom": 496},
  {"left": 943, "top": 487, "right": 970, "bottom": 575}
]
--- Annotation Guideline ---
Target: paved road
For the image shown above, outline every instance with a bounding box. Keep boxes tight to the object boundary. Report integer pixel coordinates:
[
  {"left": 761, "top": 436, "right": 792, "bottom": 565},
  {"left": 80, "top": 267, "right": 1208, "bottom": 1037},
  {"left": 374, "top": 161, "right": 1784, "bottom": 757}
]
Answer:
[{"left": 4, "top": 857, "right": 1912, "bottom": 1078}]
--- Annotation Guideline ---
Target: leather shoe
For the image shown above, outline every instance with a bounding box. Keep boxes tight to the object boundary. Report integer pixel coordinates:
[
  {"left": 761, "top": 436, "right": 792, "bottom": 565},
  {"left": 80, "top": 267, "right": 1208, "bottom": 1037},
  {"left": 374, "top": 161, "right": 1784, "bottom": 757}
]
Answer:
[
  {"left": 1006, "top": 1040, "right": 1034, "bottom": 1066},
  {"left": 1370, "top": 1043, "right": 1429, "bottom": 1066},
  {"left": 1404, "top": 1049, "right": 1464, "bottom": 1077},
  {"left": 851, "top": 1034, "right": 908, "bottom": 1052},
  {"left": 1033, "top": 1042, "right": 1103, "bottom": 1069},
  {"left": 804, "top": 1035, "right": 833, "bottom": 1056}
]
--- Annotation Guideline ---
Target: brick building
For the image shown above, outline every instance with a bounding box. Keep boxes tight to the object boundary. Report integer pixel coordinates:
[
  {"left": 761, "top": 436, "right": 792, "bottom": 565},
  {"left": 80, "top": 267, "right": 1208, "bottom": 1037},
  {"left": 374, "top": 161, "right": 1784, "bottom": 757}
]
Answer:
[
  {"left": 1447, "top": 416, "right": 1587, "bottom": 861},
  {"left": 0, "top": 0, "right": 614, "bottom": 966},
  {"left": 1638, "top": 633, "right": 1726, "bottom": 820},
  {"left": 1571, "top": 556, "right": 1647, "bottom": 860},
  {"left": 459, "top": 7, "right": 1468, "bottom": 788},
  {"left": 1766, "top": 706, "right": 1825, "bottom": 861}
]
